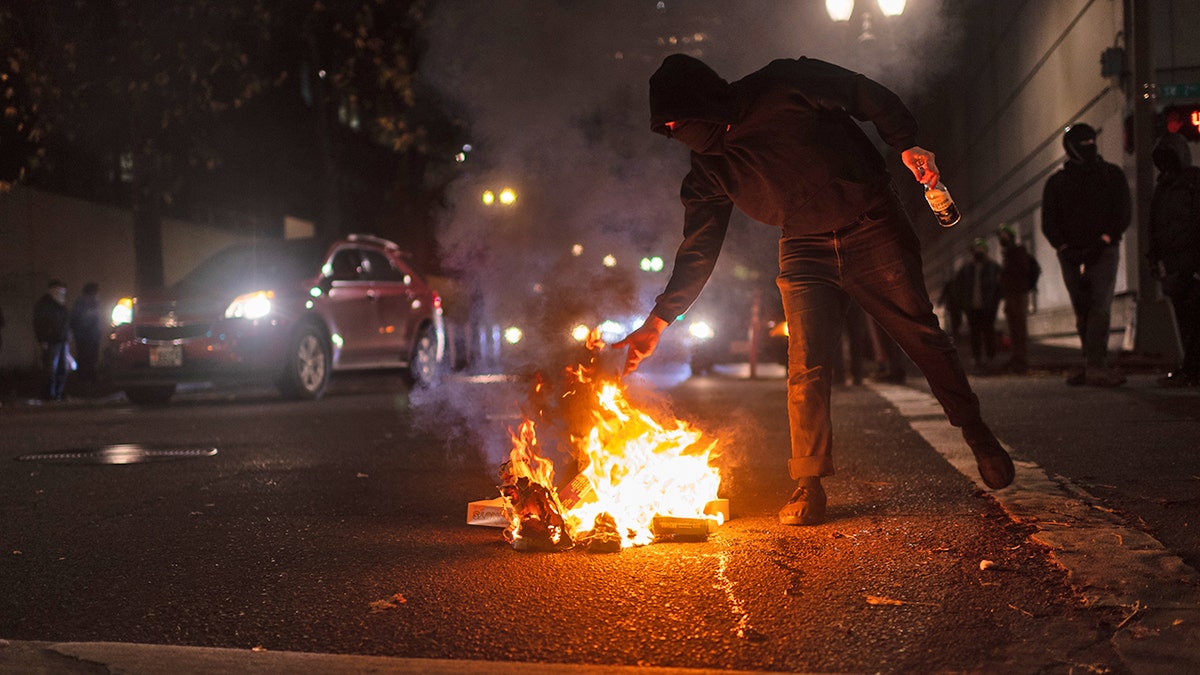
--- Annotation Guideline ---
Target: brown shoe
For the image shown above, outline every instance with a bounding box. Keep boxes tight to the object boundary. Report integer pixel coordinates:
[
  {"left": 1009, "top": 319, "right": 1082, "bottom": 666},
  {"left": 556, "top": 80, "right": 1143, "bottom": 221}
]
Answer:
[
  {"left": 962, "top": 421, "right": 1015, "bottom": 489},
  {"left": 778, "top": 479, "right": 827, "bottom": 525}
]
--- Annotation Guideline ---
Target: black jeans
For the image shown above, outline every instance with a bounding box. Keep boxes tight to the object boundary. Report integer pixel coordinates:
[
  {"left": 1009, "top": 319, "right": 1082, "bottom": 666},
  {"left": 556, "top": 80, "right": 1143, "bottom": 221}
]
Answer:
[
  {"left": 1057, "top": 244, "right": 1120, "bottom": 370},
  {"left": 776, "top": 191, "right": 981, "bottom": 480},
  {"left": 41, "top": 341, "right": 70, "bottom": 400}
]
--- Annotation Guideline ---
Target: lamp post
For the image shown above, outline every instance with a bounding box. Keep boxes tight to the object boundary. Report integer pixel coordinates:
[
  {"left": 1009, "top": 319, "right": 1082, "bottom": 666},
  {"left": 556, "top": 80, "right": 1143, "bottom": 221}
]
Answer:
[{"left": 822, "top": 0, "right": 910, "bottom": 104}]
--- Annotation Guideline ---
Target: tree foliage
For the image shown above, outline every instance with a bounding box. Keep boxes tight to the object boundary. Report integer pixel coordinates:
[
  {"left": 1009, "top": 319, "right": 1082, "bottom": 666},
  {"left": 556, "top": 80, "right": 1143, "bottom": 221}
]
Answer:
[{"left": 2, "top": 0, "right": 459, "bottom": 285}]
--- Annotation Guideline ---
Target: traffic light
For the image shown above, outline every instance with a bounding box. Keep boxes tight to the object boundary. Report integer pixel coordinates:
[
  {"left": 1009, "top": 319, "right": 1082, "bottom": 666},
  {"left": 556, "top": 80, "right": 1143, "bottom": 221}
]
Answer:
[
  {"left": 1162, "top": 104, "right": 1200, "bottom": 140},
  {"left": 1123, "top": 102, "right": 1200, "bottom": 153}
]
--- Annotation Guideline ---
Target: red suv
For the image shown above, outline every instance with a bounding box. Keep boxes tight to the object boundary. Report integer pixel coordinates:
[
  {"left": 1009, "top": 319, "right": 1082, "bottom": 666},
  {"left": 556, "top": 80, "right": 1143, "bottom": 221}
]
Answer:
[{"left": 106, "top": 235, "right": 445, "bottom": 405}]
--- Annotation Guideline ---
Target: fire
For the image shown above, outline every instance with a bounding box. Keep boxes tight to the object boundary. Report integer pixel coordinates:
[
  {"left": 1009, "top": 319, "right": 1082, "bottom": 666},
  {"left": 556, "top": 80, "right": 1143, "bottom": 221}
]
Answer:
[{"left": 499, "top": 335, "right": 722, "bottom": 551}]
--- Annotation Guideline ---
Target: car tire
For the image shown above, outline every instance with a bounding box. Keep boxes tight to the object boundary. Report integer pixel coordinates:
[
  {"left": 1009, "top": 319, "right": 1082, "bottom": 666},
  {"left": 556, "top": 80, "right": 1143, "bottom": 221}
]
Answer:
[
  {"left": 278, "top": 325, "right": 331, "bottom": 400},
  {"left": 406, "top": 323, "right": 442, "bottom": 388},
  {"left": 124, "top": 384, "right": 176, "bottom": 406}
]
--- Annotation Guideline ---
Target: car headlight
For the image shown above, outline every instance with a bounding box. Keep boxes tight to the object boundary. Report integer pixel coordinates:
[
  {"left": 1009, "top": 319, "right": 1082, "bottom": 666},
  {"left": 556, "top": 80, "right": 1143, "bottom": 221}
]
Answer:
[
  {"left": 688, "top": 320, "right": 715, "bottom": 340},
  {"left": 570, "top": 324, "right": 591, "bottom": 343},
  {"left": 224, "top": 290, "right": 275, "bottom": 320},
  {"left": 503, "top": 326, "right": 524, "bottom": 345},
  {"left": 111, "top": 297, "right": 134, "bottom": 326}
]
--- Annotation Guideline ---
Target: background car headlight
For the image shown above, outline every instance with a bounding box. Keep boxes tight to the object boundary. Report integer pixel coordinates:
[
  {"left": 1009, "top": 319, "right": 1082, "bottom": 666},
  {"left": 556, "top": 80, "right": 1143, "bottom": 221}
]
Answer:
[
  {"left": 111, "top": 297, "right": 134, "bottom": 326},
  {"left": 688, "top": 321, "right": 715, "bottom": 340},
  {"left": 570, "top": 324, "right": 591, "bottom": 343},
  {"left": 225, "top": 290, "right": 275, "bottom": 320}
]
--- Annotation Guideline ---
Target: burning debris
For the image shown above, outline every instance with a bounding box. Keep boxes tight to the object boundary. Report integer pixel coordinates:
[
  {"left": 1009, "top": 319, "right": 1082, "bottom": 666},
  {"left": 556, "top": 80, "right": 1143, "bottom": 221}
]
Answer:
[{"left": 468, "top": 333, "right": 727, "bottom": 552}]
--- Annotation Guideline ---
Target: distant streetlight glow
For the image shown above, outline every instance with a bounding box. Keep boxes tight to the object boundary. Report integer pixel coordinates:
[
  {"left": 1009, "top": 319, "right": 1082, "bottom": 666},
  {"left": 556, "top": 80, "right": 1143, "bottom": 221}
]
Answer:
[
  {"left": 826, "top": 0, "right": 905, "bottom": 21},
  {"left": 602, "top": 254, "right": 617, "bottom": 268},
  {"left": 481, "top": 187, "right": 517, "bottom": 206},
  {"left": 877, "top": 0, "right": 906, "bottom": 17},
  {"left": 571, "top": 243, "right": 584, "bottom": 257},
  {"left": 640, "top": 256, "right": 664, "bottom": 272},
  {"left": 825, "top": 0, "right": 854, "bottom": 21}
]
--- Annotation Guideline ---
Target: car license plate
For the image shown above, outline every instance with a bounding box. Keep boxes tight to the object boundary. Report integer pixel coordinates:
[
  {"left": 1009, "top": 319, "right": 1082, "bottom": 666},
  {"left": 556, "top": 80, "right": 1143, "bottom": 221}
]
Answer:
[{"left": 150, "top": 343, "right": 183, "bottom": 368}]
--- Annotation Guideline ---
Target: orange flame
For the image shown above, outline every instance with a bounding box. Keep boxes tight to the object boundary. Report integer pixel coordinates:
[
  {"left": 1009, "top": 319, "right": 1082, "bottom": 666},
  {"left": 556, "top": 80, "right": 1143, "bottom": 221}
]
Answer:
[{"left": 501, "top": 335, "right": 721, "bottom": 549}]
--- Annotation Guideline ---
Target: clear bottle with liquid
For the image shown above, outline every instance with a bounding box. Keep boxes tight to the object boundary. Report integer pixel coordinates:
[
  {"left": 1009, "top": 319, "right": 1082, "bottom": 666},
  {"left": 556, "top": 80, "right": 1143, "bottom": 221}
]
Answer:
[{"left": 924, "top": 181, "right": 961, "bottom": 228}]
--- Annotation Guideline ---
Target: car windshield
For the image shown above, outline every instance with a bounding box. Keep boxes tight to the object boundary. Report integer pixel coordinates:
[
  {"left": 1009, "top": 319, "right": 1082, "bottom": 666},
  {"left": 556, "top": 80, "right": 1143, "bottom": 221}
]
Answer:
[{"left": 173, "top": 240, "right": 326, "bottom": 294}]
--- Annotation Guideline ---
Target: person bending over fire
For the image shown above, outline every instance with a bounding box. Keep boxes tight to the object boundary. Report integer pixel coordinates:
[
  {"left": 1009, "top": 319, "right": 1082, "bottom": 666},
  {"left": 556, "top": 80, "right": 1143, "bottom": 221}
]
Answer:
[{"left": 614, "top": 54, "right": 1014, "bottom": 526}]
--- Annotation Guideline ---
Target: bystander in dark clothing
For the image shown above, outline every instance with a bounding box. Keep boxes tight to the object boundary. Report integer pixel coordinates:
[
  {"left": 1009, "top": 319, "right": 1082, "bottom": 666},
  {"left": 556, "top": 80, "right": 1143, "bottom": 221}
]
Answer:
[
  {"left": 938, "top": 278, "right": 964, "bottom": 343},
  {"left": 614, "top": 54, "right": 1015, "bottom": 527},
  {"left": 1148, "top": 133, "right": 1200, "bottom": 387},
  {"left": 953, "top": 239, "right": 1001, "bottom": 370},
  {"left": 1041, "top": 123, "right": 1131, "bottom": 387},
  {"left": 33, "top": 280, "right": 71, "bottom": 401},
  {"left": 997, "top": 224, "right": 1039, "bottom": 374},
  {"left": 70, "top": 282, "right": 103, "bottom": 383}
]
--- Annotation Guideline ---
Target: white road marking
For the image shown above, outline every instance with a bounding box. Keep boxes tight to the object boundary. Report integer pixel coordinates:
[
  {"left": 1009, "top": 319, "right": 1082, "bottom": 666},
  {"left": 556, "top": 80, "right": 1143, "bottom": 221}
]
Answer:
[{"left": 868, "top": 381, "right": 1199, "bottom": 607}]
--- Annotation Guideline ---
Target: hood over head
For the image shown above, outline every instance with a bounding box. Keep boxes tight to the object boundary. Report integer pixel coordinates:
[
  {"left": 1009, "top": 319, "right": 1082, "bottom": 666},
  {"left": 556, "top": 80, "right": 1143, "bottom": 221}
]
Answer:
[
  {"left": 1152, "top": 132, "right": 1192, "bottom": 175},
  {"left": 1063, "top": 123, "right": 1099, "bottom": 163},
  {"left": 649, "top": 54, "right": 733, "bottom": 137}
]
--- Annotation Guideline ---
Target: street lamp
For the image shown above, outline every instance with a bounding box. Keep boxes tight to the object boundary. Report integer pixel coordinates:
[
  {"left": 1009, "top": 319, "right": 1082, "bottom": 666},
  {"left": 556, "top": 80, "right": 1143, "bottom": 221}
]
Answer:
[
  {"left": 826, "top": 0, "right": 905, "bottom": 21},
  {"left": 481, "top": 187, "right": 518, "bottom": 207}
]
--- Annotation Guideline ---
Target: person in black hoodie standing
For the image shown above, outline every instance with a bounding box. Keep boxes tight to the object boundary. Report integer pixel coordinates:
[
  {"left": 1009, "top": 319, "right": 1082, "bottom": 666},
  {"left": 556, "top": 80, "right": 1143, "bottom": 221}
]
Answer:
[
  {"left": 1148, "top": 132, "right": 1200, "bottom": 387},
  {"left": 614, "top": 54, "right": 1014, "bottom": 526},
  {"left": 1041, "top": 123, "right": 1131, "bottom": 387}
]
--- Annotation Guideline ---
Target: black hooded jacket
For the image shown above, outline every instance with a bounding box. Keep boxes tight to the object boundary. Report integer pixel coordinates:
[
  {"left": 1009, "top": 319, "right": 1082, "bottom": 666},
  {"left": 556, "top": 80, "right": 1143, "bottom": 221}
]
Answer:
[
  {"left": 648, "top": 55, "right": 919, "bottom": 322},
  {"left": 1148, "top": 132, "right": 1200, "bottom": 279},
  {"left": 1041, "top": 150, "right": 1131, "bottom": 253}
]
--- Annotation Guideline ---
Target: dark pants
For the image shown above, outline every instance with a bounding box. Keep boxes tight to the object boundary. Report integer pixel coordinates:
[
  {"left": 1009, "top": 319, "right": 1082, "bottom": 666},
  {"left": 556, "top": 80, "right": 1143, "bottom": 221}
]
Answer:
[
  {"left": 1003, "top": 291, "right": 1029, "bottom": 369},
  {"left": 776, "top": 191, "right": 982, "bottom": 480},
  {"left": 75, "top": 338, "right": 100, "bottom": 382},
  {"left": 41, "top": 341, "right": 70, "bottom": 400},
  {"left": 1166, "top": 277, "right": 1200, "bottom": 377},
  {"left": 1058, "top": 245, "right": 1120, "bottom": 370},
  {"left": 965, "top": 307, "right": 998, "bottom": 365}
]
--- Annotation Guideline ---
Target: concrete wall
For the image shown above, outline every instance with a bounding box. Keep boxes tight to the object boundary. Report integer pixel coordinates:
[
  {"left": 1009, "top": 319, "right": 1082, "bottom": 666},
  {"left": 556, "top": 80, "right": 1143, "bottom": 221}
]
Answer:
[
  {"left": 927, "top": 0, "right": 1132, "bottom": 342},
  {"left": 0, "top": 186, "right": 254, "bottom": 369},
  {"left": 923, "top": 0, "right": 1200, "bottom": 351}
]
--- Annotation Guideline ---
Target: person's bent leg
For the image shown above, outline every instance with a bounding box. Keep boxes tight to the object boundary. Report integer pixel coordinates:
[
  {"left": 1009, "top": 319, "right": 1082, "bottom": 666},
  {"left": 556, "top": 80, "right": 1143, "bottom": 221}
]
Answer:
[{"left": 841, "top": 194, "right": 1013, "bottom": 489}]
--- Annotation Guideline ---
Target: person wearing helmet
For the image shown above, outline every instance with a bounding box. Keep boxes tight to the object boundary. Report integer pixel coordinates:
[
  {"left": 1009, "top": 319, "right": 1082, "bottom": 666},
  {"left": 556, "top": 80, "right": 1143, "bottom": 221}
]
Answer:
[
  {"left": 615, "top": 54, "right": 1014, "bottom": 526},
  {"left": 1041, "top": 123, "right": 1131, "bottom": 387}
]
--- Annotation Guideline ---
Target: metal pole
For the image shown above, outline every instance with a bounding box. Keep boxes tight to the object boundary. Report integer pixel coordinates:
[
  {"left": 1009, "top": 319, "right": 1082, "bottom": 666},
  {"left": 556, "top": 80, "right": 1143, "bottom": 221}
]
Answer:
[{"left": 1130, "top": 0, "right": 1181, "bottom": 360}]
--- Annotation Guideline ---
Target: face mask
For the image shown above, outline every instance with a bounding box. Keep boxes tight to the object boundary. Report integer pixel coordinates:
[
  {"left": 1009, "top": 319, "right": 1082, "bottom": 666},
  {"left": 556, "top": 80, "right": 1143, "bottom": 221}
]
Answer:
[
  {"left": 670, "top": 120, "right": 725, "bottom": 153},
  {"left": 1065, "top": 138, "right": 1098, "bottom": 163}
]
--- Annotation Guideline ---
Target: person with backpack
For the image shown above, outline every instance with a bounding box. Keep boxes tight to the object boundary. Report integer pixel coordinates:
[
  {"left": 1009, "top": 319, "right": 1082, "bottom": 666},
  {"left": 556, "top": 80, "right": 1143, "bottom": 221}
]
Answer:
[
  {"left": 997, "top": 224, "right": 1040, "bottom": 374},
  {"left": 1148, "top": 132, "right": 1200, "bottom": 387}
]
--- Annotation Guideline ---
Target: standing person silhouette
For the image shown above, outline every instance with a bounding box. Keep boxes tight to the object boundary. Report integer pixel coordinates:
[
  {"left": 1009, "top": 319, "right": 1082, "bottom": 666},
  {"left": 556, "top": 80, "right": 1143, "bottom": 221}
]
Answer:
[{"left": 1041, "top": 123, "right": 1131, "bottom": 387}]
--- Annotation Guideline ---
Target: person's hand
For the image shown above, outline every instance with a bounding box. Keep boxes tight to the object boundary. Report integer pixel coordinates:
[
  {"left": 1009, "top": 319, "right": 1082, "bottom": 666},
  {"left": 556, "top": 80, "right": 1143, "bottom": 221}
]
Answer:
[
  {"left": 612, "top": 315, "right": 670, "bottom": 375},
  {"left": 901, "top": 146, "right": 940, "bottom": 187}
]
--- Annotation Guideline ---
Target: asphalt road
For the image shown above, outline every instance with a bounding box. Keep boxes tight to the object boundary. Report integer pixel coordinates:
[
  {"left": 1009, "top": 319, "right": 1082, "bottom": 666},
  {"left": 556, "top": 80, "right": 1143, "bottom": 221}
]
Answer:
[{"left": 1, "top": 363, "right": 1196, "bottom": 673}]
